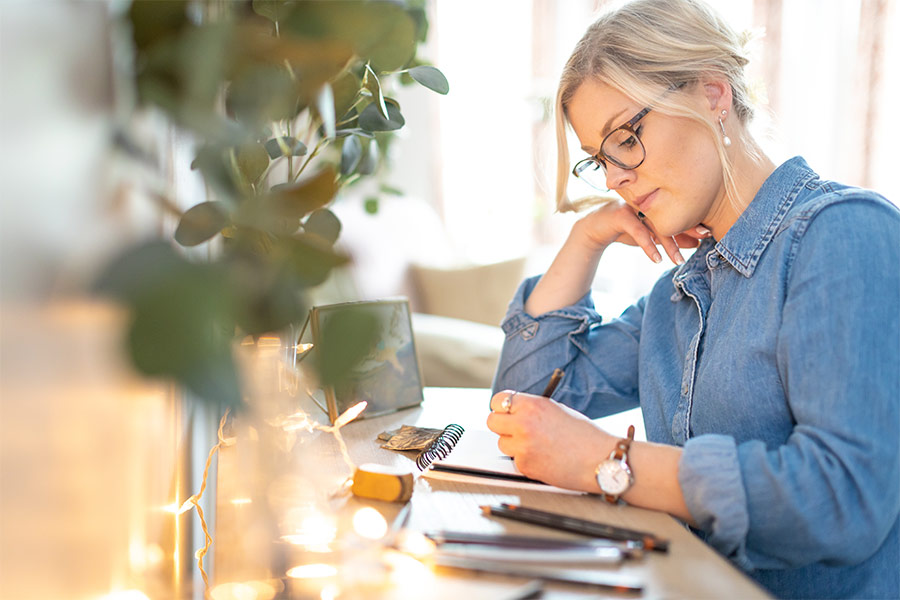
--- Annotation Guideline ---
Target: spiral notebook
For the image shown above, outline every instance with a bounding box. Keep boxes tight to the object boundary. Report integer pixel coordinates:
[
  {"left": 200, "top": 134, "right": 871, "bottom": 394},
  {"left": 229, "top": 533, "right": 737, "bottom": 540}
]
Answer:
[{"left": 416, "top": 425, "right": 584, "bottom": 495}]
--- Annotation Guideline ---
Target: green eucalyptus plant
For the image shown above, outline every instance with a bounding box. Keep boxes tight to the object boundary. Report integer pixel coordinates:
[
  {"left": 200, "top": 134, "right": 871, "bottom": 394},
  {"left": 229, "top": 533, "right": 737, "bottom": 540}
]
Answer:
[{"left": 98, "top": 0, "right": 448, "bottom": 408}]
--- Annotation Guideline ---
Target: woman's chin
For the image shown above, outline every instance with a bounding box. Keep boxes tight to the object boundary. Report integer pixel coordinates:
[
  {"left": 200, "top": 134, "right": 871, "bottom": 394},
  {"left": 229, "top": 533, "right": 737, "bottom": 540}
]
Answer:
[
  {"left": 648, "top": 216, "right": 696, "bottom": 239},
  {"left": 649, "top": 222, "right": 681, "bottom": 238}
]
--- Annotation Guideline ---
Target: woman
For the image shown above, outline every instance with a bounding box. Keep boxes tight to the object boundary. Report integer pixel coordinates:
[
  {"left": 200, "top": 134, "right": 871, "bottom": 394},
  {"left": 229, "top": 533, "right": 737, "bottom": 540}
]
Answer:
[{"left": 487, "top": 1, "right": 899, "bottom": 598}]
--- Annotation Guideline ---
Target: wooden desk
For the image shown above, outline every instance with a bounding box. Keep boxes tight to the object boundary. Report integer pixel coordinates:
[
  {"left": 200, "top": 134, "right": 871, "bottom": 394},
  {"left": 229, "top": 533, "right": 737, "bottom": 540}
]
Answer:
[{"left": 216, "top": 387, "right": 771, "bottom": 599}]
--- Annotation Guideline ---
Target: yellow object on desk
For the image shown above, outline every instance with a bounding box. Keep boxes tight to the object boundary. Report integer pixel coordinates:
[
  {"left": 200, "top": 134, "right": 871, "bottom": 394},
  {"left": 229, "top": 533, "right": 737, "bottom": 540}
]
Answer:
[{"left": 351, "top": 463, "right": 414, "bottom": 502}]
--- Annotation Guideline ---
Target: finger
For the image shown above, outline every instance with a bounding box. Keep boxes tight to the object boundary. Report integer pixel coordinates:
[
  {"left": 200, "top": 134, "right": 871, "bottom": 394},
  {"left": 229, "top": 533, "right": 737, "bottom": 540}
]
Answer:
[
  {"left": 683, "top": 225, "right": 712, "bottom": 239},
  {"left": 657, "top": 233, "right": 686, "bottom": 265},
  {"left": 486, "top": 410, "right": 515, "bottom": 435},
  {"left": 622, "top": 219, "right": 662, "bottom": 263},
  {"left": 490, "top": 390, "right": 514, "bottom": 413},
  {"left": 673, "top": 233, "right": 701, "bottom": 249},
  {"left": 496, "top": 433, "right": 517, "bottom": 457}
]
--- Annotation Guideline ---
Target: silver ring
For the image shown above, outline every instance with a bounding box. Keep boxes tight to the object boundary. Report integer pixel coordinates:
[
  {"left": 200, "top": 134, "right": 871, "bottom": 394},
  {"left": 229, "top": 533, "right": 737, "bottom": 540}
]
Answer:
[{"left": 500, "top": 391, "right": 517, "bottom": 413}]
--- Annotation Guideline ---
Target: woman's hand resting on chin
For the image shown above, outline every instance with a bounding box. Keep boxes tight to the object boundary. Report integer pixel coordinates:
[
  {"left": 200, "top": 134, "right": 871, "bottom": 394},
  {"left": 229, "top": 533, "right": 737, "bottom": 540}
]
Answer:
[{"left": 575, "top": 200, "right": 712, "bottom": 266}]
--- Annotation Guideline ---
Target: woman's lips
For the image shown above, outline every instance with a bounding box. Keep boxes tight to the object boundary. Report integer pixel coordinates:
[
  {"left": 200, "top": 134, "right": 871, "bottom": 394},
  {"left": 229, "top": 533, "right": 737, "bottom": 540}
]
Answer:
[{"left": 634, "top": 188, "right": 659, "bottom": 211}]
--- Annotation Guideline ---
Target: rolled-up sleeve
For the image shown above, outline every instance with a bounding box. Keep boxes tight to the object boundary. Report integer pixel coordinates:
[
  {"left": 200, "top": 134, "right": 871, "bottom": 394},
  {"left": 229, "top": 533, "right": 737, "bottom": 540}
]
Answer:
[
  {"left": 492, "top": 275, "right": 642, "bottom": 418},
  {"left": 679, "top": 197, "right": 900, "bottom": 571},
  {"left": 679, "top": 435, "right": 753, "bottom": 569}
]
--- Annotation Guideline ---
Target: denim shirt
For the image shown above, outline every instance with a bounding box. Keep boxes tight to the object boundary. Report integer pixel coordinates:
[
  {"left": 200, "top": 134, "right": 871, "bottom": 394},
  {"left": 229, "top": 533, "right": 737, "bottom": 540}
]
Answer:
[{"left": 493, "top": 157, "right": 900, "bottom": 599}]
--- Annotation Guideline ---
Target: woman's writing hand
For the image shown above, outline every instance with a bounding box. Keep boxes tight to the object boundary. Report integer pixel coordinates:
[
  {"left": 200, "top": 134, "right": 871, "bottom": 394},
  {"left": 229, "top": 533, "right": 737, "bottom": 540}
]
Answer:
[
  {"left": 574, "top": 200, "right": 711, "bottom": 265},
  {"left": 487, "top": 390, "right": 613, "bottom": 492}
]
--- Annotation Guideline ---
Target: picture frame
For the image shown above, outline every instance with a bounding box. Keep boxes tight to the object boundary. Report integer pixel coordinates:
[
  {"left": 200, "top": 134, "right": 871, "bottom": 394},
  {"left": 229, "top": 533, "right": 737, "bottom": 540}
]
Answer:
[{"left": 308, "top": 299, "right": 424, "bottom": 424}]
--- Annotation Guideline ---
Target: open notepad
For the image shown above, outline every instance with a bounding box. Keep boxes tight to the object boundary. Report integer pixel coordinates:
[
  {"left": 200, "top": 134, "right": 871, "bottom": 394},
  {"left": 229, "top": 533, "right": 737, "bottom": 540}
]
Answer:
[{"left": 422, "top": 429, "right": 585, "bottom": 495}]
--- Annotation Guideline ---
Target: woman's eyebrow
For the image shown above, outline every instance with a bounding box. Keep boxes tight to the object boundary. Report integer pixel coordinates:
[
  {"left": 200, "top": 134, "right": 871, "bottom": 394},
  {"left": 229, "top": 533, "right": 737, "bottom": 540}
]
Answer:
[{"left": 600, "top": 108, "right": 627, "bottom": 138}]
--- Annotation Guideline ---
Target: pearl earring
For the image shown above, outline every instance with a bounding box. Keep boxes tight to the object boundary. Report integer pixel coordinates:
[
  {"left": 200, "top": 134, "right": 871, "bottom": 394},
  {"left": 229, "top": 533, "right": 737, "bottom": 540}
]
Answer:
[{"left": 718, "top": 109, "right": 732, "bottom": 147}]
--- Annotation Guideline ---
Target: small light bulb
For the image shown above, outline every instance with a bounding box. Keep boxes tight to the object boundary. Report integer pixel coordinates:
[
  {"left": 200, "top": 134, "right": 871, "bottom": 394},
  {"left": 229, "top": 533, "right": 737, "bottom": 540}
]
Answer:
[
  {"left": 334, "top": 401, "right": 367, "bottom": 428},
  {"left": 286, "top": 564, "right": 338, "bottom": 579},
  {"left": 97, "top": 591, "right": 151, "bottom": 600},
  {"left": 352, "top": 507, "right": 388, "bottom": 540}
]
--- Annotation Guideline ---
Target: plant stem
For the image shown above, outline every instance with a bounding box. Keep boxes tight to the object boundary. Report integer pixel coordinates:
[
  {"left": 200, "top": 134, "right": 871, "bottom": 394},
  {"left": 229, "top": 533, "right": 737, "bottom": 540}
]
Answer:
[
  {"left": 293, "top": 138, "right": 326, "bottom": 182},
  {"left": 334, "top": 93, "right": 368, "bottom": 128},
  {"left": 287, "top": 119, "right": 293, "bottom": 182}
]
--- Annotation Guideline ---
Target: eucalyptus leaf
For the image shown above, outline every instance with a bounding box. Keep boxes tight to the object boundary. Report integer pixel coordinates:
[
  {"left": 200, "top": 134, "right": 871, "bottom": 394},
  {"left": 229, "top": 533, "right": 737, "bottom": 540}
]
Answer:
[
  {"left": 316, "top": 83, "right": 336, "bottom": 139},
  {"left": 180, "top": 23, "right": 233, "bottom": 117},
  {"left": 251, "top": 0, "right": 291, "bottom": 22},
  {"left": 358, "top": 101, "right": 405, "bottom": 132},
  {"left": 407, "top": 65, "right": 449, "bottom": 94},
  {"left": 407, "top": 3, "right": 429, "bottom": 43},
  {"left": 128, "top": 0, "right": 189, "bottom": 52},
  {"left": 175, "top": 202, "right": 229, "bottom": 247},
  {"left": 94, "top": 241, "right": 241, "bottom": 408},
  {"left": 264, "top": 136, "right": 307, "bottom": 158},
  {"left": 332, "top": 70, "right": 361, "bottom": 119},
  {"left": 364, "top": 9, "right": 417, "bottom": 72},
  {"left": 268, "top": 166, "right": 338, "bottom": 219},
  {"left": 365, "top": 65, "right": 389, "bottom": 119},
  {"left": 226, "top": 63, "right": 298, "bottom": 127},
  {"left": 304, "top": 208, "right": 342, "bottom": 244},
  {"left": 357, "top": 139, "right": 378, "bottom": 175},
  {"left": 315, "top": 305, "right": 380, "bottom": 386},
  {"left": 135, "top": 21, "right": 231, "bottom": 120},
  {"left": 230, "top": 24, "right": 352, "bottom": 111},
  {"left": 340, "top": 135, "right": 363, "bottom": 175},
  {"left": 227, "top": 255, "right": 309, "bottom": 336},
  {"left": 281, "top": 1, "right": 415, "bottom": 72},
  {"left": 380, "top": 184, "right": 403, "bottom": 196},
  {"left": 192, "top": 146, "right": 239, "bottom": 199},
  {"left": 281, "top": 233, "right": 349, "bottom": 286},
  {"left": 236, "top": 142, "right": 269, "bottom": 184}
]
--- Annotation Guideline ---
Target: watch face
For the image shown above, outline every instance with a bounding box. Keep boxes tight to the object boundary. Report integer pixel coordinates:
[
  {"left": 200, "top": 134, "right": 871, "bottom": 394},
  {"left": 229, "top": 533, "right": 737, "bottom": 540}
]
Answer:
[{"left": 596, "top": 459, "right": 632, "bottom": 495}]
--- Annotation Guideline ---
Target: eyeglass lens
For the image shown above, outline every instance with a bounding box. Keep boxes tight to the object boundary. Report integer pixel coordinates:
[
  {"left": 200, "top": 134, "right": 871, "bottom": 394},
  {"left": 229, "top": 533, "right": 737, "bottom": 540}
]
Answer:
[
  {"left": 602, "top": 128, "right": 644, "bottom": 169},
  {"left": 573, "top": 159, "right": 605, "bottom": 190}
]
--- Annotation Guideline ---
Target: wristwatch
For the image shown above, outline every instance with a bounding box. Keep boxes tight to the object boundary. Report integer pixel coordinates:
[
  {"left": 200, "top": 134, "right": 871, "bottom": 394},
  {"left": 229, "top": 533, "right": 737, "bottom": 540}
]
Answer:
[{"left": 595, "top": 425, "right": 635, "bottom": 503}]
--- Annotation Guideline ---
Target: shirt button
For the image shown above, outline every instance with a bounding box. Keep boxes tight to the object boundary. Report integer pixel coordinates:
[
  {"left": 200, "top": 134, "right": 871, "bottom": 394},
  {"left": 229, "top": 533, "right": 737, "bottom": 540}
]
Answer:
[{"left": 681, "top": 382, "right": 689, "bottom": 395}]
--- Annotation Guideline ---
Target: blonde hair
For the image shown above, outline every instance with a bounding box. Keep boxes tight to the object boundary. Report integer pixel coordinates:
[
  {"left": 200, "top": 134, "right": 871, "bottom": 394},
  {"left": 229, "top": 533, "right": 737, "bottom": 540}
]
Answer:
[{"left": 556, "top": 0, "right": 756, "bottom": 211}]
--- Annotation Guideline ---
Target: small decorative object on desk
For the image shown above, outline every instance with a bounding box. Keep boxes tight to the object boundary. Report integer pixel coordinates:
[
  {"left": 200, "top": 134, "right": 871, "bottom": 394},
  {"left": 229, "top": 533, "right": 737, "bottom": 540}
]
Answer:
[
  {"left": 305, "top": 299, "right": 425, "bottom": 424},
  {"left": 378, "top": 424, "right": 445, "bottom": 450}
]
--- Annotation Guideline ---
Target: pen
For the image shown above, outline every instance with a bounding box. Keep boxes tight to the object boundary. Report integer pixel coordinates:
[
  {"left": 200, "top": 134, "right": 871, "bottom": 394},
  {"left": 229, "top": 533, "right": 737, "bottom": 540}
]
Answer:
[
  {"left": 480, "top": 503, "right": 669, "bottom": 553},
  {"left": 541, "top": 368, "right": 564, "bottom": 398},
  {"left": 425, "top": 530, "right": 642, "bottom": 554},
  {"left": 424, "top": 530, "right": 640, "bottom": 551},
  {"left": 435, "top": 554, "right": 643, "bottom": 595}
]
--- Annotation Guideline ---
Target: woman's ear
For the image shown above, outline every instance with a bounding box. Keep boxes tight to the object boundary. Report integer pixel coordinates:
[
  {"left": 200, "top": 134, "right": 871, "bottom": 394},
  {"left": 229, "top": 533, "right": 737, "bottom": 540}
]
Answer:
[{"left": 701, "top": 77, "right": 733, "bottom": 114}]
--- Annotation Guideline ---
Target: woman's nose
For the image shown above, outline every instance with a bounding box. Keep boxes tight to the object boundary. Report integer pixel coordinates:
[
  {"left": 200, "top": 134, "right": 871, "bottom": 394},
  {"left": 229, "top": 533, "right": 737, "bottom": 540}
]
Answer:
[{"left": 605, "top": 163, "right": 636, "bottom": 190}]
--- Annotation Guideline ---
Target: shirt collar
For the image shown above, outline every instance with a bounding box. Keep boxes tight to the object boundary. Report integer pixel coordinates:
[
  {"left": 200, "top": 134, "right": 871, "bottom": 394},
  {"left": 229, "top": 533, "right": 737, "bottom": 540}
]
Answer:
[{"left": 678, "top": 156, "right": 818, "bottom": 280}]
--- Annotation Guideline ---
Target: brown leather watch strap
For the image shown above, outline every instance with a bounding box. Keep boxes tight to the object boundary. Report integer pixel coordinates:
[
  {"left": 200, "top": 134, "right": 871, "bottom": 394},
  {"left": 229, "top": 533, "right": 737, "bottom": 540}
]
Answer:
[{"left": 611, "top": 425, "right": 636, "bottom": 460}]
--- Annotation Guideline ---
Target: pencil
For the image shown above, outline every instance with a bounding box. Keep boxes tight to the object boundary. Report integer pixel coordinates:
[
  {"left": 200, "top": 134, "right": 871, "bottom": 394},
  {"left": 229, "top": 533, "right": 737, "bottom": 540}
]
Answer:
[
  {"left": 480, "top": 503, "right": 669, "bottom": 553},
  {"left": 434, "top": 554, "right": 643, "bottom": 595},
  {"left": 541, "top": 368, "right": 564, "bottom": 398},
  {"left": 424, "top": 530, "right": 642, "bottom": 553}
]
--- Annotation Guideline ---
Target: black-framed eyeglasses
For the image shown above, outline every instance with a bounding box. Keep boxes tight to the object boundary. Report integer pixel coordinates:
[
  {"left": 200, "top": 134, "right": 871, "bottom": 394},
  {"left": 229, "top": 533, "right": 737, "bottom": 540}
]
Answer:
[{"left": 572, "top": 105, "right": 651, "bottom": 191}]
